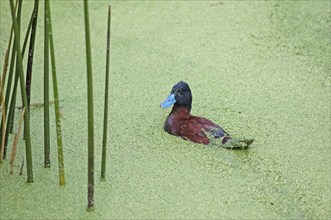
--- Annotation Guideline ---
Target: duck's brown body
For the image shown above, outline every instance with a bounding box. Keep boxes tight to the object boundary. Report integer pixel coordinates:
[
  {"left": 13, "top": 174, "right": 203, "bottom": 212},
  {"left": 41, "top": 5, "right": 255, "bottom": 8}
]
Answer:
[{"left": 164, "top": 106, "right": 230, "bottom": 145}]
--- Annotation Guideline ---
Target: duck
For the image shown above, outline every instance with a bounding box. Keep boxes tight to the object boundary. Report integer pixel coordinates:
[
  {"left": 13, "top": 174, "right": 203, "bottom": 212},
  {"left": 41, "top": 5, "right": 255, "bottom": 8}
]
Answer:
[{"left": 160, "top": 81, "right": 254, "bottom": 149}]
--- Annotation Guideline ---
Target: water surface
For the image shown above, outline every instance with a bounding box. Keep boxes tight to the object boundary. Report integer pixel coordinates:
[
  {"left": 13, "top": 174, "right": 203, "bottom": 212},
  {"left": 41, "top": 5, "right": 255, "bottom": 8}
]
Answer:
[{"left": 0, "top": 1, "right": 330, "bottom": 219}]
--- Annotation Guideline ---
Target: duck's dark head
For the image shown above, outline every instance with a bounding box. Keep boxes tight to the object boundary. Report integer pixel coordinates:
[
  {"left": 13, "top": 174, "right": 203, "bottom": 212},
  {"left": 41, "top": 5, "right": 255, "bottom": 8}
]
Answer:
[{"left": 160, "top": 81, "right": 192, "bottom": 110}]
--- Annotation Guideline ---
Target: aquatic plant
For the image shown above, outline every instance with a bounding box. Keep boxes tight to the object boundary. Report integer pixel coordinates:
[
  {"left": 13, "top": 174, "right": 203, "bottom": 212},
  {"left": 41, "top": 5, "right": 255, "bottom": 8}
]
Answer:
[
  {"left": 1, "top": 0, "right": 66, "bottom": 184},
  {"left": 44, "top": 0, "right": 50, "bottom": 168},
  {"left": 0, "top": 0, "right": 18, "bottom": 162},
  {"left": 45, "top": 0, "right": 65, "bottom": 185},
  {"left": 0, "top": 40, "right": 10, "bottom": 161},
  {"left": 9, "top": 107, "right": 25, "bottom": 174},
  {"left": 1, "top": 0, "right": 112, "bottom": 210},
  {"left": 2, "top": 0, "right": 34, "bottom": 159},
  {"left": 0, "top": 0, "right": 15, "bottom": 161},
  {"left": 101, "top": 4, "right": 111, "bottom": 181},
  {"left": 9, "top": 0, "right": 34, "bottom": 182},
  {"left": 83, "top": 0, "right": 95, "bottom": 211},
  {"left": 25, "top": 0, "right": 39, "bottom": 111}
]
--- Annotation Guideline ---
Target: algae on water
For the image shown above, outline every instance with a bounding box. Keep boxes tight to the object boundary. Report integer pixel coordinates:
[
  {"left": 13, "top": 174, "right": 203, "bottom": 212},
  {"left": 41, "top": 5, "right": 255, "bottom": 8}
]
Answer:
[{"left": 0, "top": 1, "right": 330, "bottom": 219}]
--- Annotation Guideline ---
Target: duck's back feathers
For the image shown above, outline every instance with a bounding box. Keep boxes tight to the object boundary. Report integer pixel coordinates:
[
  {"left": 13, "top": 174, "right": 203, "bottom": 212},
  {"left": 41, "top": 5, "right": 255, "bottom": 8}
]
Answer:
[{"left": 180, "top": 116, "right": 212, "bottom": 145}]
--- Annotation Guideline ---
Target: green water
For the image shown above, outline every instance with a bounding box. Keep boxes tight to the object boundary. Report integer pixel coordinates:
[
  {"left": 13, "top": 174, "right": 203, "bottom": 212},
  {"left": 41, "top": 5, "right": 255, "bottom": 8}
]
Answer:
[{"left": 0, "top": 1, "right": 330, "bottom": 219}]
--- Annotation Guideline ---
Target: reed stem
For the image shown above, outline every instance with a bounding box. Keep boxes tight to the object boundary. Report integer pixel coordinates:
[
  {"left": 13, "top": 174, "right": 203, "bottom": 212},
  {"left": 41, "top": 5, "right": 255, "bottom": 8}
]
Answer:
[
  {"left": 84, "top": 0, "right": 95, "bottom": 211},
  {"left": 0, "top": 44, "right": 11, "bottom": 161},
  {"left": 0, "top": 51, "right": 9, "bottom": 161},
  {"left": 0, "top": 0, "right": 18, "bottom": 99},
  {"left": 7, "top": 0, "right": 34, "bottom": 134},
  {"left": 4, "top": 0, "right": 34, "bottom": 158},
  {"left": 0, "top": 0, "right": 19, "bottom": 160},
  {"left": 9, "top": 0, "right": 33, "bottom": 183},
  {"left": 3, "top": 45, "right": 16, "bottom": 137},
  {"left": 9, "top": 107, "right": 25, "bottom": 174},
  {"left": 0, "top": 59, "right": 8, "bottom": 161},
  {"left": 46, "top": 0, "right": 65, "bottom": 185},
  {"left": 25, "top": 0, "right": 39, "bottom": 111},
  {"left": 43, "top": 0, "right": 50, "bottom": 168},
  {"left": 101, "top": 4, "right": 111, "bottom": 180}
]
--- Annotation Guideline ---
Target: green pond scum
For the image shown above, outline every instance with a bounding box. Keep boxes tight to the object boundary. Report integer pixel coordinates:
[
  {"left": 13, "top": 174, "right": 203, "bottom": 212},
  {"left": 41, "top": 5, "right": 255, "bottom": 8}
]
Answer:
[{"left": 0, "top": 1, "right": 330, "bottom": 219}]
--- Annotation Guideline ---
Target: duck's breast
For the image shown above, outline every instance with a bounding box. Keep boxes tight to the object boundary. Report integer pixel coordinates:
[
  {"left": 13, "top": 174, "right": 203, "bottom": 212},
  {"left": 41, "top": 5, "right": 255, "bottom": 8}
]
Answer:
[{"left": 164, "top": 114, "right": 184, "bottom": 135}]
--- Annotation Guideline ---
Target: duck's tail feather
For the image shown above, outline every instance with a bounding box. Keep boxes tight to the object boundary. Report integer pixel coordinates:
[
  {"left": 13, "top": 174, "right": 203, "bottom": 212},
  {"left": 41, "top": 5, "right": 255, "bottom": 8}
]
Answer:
[
  {"left": 222, "top": 137, "right": 255, "bottom": 149},
  {"left": 204, "top": 129, "right": 254, "bottom": 149}
]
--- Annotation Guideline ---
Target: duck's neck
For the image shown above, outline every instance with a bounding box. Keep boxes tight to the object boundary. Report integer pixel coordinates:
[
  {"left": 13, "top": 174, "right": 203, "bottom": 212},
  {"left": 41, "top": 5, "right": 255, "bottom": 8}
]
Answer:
[{"left": 170, "top": 105, "right": 191, "bottom": 118}]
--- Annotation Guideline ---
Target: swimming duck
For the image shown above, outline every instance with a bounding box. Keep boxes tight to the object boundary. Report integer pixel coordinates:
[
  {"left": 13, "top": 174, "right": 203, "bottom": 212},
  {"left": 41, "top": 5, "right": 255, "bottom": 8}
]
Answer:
[{"left": 160, "top": 81, "right": 254, "bottom": 149}]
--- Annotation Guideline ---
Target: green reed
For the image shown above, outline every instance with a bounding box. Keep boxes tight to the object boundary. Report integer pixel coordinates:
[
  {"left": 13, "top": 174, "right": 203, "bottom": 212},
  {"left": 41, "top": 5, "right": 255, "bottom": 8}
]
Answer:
[
  {"left": 83, "top": 0, "right": 95, "bottom": 211},
  {"left": 9, "top": 0, "right": 33, "bottom": 183},
  {"left": 45, "top": 0, "right": 65, "bottom": 185},
  {"left": 101, "top": 4, "right": 112, "bottom": 181}
]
